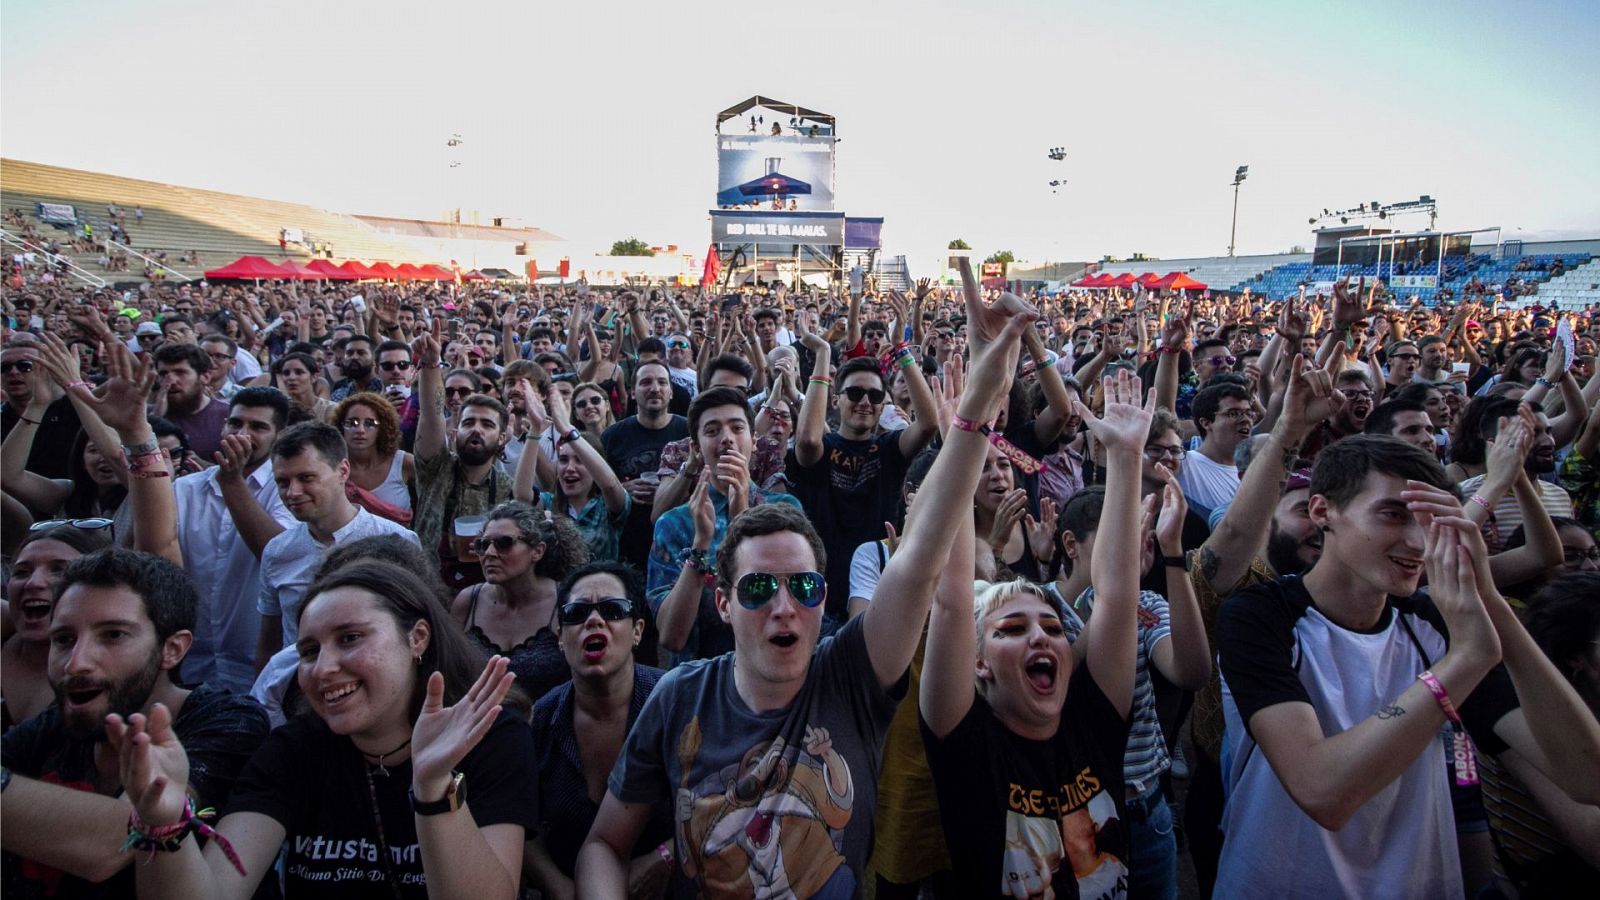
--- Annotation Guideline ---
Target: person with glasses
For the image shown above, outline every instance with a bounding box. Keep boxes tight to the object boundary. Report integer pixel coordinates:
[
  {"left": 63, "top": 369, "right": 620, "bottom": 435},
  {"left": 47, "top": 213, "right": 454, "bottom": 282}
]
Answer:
[
  {"left": 525, "top": 561, "right": 672, "bottom": 899},
  {"left": 579, "top": 259, "right": 1035, "bottom": 898},
  {"left": 648, "top": 387, "right": 803, "bottom": 666},
  {"left": 571, "top": 381, "right": 616, "bottom": 435},
  {"left": 1176, "top": 382, "right": 1255, "bottom": 521},
  {"left": 449, "top": 501, "right": 589, "bottom": 705},
  {"left": 0, "top": 340, "right": 82, "bottom": 481},
  {"left": 790, "top": 315, "right": 940, "bottom": 633},
  {"left": 1383, "top": 339, "right": 1423, "bottom": 397},
  {"left": 198, "top": 334, "right": 244, "bottom": 401},
  {"left": 374, "top": 337, "right": 416, "bottom": 407},
  {"left": 2, "top": 522, "right": 115, "bottom": 730},
  {"left": 331, "top": 392, "right": 415, "bottom": 521}
]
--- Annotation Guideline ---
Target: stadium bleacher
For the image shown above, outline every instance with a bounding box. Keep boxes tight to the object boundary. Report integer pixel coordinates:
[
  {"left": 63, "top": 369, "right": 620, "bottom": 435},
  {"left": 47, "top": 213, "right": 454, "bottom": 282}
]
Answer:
[
  {"left": 1, "top": 158, "right": 429, "bottom": 283},
  {"left": 1096, "top": 253, "right": 1307, "bottom": 293}
]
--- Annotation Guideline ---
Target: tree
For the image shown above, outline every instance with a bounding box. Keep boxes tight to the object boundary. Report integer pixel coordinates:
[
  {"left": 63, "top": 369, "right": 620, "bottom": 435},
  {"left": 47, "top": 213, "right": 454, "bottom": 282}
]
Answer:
[
  {"left": 984, "top": 250, "right": 1015, "bottom": 264},
  {"left": 947, "top": 239, "right": 971, "bottom": 250},
  {"left": 609, "top": 238, "right": 655, "bottom": 257}
]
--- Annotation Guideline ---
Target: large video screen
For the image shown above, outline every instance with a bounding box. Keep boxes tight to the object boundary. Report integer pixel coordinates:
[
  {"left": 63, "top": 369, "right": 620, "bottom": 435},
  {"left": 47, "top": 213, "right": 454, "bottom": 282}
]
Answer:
[{"left": 716, "top": 133, "right": 836, "bottom": 211}]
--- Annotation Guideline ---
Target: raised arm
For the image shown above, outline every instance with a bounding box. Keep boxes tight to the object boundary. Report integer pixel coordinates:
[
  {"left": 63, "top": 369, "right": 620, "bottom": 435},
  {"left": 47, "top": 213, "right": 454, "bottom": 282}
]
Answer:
[
  {"left": 1075, "top": 370, "right": 1151, "bottom": 718},
  {"left": 413, "top": 322, "right": 447, "bottom": 462},
  {"left": 212, "top": 435, "right": 284, "bottom": 558},
  {"left": 69, "top": 342, "right": 182, "bottom": 565},
  {"left": 1023, "top": 324, "right": 1072, "bottom": 445},
  {"left": 867, "top": 257, "right": 1033, "bottom": 691},
  {"left": 0, "top": 369, "right": 70, "bottom": 515},
  {"left": 549, "top": 389, "right": 626, "bottom": 515},
  {"left": 792, "top": 314, "right": 832, "bottom": 468},
  {"left": 1149, "top": 466, "right": 1211, "bottom": 691},
  {"left": 1152, "top": 311, "right": 1188, "bottom": 414},
  {"left": 895, "top": 344, "right": 940, "bottom": 457}
]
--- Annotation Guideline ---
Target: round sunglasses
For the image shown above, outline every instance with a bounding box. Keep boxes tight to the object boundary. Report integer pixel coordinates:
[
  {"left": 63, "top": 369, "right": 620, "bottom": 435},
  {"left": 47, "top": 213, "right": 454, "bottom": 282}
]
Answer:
[{"left": 735, "top": 571, "right": 826, "bottom": 610}]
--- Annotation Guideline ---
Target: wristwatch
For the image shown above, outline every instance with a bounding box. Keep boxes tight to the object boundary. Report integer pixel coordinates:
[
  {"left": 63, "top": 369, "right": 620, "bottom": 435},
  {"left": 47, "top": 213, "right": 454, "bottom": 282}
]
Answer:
[
  {"left": 410, "top": 771, "right": 465, "bottom": 816},
  {"left": 1157, "top": 553, "right": 1190, "bottom": 571},
  {"left": 557, "top": 427, "right": 582, "bottom": 446}
]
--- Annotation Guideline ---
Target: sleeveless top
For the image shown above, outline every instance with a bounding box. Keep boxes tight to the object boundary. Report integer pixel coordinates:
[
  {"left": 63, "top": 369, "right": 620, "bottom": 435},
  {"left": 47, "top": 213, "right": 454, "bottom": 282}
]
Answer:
[
  {"left": 465, "top": 584, "right": 569, "bottom": 705},
  {"left": 371, "top": 451, "right": 412, "bottom": 511}
]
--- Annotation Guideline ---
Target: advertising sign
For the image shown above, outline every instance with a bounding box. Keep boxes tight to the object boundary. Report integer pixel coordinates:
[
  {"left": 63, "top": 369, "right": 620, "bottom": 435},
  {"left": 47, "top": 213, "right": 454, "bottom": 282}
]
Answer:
[
  {"left": 1390, "top": 275, "right": 1438, "bottom": 289},
  {"left": 711, "top": 210, "right": 844, "bottom": 246},
  {"left": 716, "top": 133, "right": 836, "bottom": 211},
  {"left": 35, "top": 203, "right": 76, "bottom": 225}
]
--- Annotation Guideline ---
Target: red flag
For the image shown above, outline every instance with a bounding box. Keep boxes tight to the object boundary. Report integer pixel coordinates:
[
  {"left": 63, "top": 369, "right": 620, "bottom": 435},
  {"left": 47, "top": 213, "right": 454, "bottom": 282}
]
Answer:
[
  {"left": 526, "top": 259, "right": 539, "bottom": 280},
  {"left": 703, "top": 245, "right": 721, "bottom": 285},
  {"left": 558, "top": 258, "right": 571, "bottom": 279}
]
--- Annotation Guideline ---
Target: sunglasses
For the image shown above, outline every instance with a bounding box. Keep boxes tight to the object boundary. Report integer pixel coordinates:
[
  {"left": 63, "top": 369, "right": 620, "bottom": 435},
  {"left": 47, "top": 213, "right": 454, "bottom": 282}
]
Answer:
[
  {"left": 379, "top": 360, "right": 412, "bottom": 371},
  {"left": 735, "top": 571, "right": 826, "bottom": 610},
  {"left": 444, "top": 386, "right": 475, "bottom": 397},
  {"left": 472, "top": 534, "right": 529, "bottom": 554},
  {"left": 574, "top": 396, "right": 606, "bottom": 409},
  {"left": 342, "top": 418, "right": 380, "bottom": 431},
  {"left": 840, "top": 386, "right": 886, "bottom": 405},
  {"left": 1205, "top": 355, "right": 1237, "bottom": 368},
  {"left": 550, "top": 372, "right": 577, "bottom": 383},
  {"left": 1, "top": 360, "right": 35, "bottom": 374},
  {"left": 667, "top": 340, "right": 691, "bottom": 350},
  {"left": 557, "top": 598, "right": 635, "bottom": 625},
  {"left": 30, "top": 517, "right": 114, "bottom": 533}
]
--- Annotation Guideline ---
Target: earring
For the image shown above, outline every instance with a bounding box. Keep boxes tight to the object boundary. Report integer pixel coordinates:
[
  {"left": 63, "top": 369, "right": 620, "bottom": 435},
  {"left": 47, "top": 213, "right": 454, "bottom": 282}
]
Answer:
[{"left": 413, "top": 654, "right": 423, "bottom": 666}]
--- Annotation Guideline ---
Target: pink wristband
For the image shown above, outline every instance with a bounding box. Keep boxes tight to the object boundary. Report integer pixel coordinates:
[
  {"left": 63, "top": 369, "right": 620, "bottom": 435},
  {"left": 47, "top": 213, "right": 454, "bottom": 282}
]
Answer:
[
  {"left": 1418, "top": 670, "right": 1478, "bottom": 786},
  {"left": 65, "top": 380, "right": 93, "bottom": 393},
  {"left": 1467, "top": 494, "right": 1492, "bottom": 513},
  {"left": 950, "top": 414, "right": 982, "bottom": 433}
]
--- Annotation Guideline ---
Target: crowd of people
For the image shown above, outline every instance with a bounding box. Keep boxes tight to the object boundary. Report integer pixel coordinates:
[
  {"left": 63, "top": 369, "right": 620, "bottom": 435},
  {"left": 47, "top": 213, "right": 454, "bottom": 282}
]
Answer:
[{"left": 0, "top": 259, "right": 1597, "bottom": 900}]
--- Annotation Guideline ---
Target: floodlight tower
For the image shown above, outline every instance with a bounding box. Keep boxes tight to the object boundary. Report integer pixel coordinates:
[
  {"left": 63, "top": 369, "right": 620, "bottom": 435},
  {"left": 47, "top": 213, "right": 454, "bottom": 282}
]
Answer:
[{"left": 1228, "top": 165, "right": 1249, "bottom": 257}]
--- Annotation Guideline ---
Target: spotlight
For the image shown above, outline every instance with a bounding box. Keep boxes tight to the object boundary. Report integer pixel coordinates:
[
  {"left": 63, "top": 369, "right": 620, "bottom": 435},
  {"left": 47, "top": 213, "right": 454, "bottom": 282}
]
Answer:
[{"left": 1340, "top": 216, "right": 1349, "bottom": 224}]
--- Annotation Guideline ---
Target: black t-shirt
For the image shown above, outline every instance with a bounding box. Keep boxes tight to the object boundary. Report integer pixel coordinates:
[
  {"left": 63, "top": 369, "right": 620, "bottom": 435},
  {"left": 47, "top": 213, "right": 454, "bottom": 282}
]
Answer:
[
  {"left": 224, "top": 713, "right": 538, "bottom": 899},
  {"left": 922, "top": 665, "right": 1131, "bottom": 900},
  {"left": 0, "top": 396, "right": 83, "bottom": 481},
  {"left": 785, "top": 430, "right": 912, "bottom": 616},
  {"left": 601, "top": 415, "right": 689, "bottom": 482},
  {"left": 1, "top": 684, "right": 270, "bottom": 900}
]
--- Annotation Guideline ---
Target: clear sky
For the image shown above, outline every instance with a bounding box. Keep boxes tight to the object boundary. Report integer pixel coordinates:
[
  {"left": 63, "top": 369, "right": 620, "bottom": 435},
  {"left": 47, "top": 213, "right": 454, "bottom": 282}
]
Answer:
[{"left": 4, "top": 0, "right": 1596, "bottom": 274}]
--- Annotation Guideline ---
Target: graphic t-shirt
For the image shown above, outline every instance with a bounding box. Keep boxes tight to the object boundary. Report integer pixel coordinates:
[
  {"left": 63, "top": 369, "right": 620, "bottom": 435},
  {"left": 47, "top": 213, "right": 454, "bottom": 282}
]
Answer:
[
  {"left": 610, "top": 615, "right": 903, "bottom": 899},
  {"left": 1, "top": 685, "right": 270, "bottom": 900},
  {"left": 1215, "top": 576, "right": 1521, "bottom": 900},
  {"left": 921, "top": 665, "right": 1131, "bottom": 900},
  {"left": 224, "top": 713, "right": 538, "bottom": 898},
  {"left": 784, "top": 431, "right": 912, "bottom": 617}
]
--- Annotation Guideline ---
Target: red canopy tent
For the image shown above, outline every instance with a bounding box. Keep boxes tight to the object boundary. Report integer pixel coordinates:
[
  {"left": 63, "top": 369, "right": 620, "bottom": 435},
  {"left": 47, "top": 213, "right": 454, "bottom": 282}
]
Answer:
[
  {"left": 1137, "top": 272, "right": 1164, "bottom": 288},
  {"left": 275, "top": 260, "right": 322, "bottom": 280},
  {"left": 420, "top": 264, "right": 455, "bottom": 281},
  {"left": 306, "top": 259, "right": 359, "bottom": 280},
  {"left": 338, "top": 260, "right": 378, "bottom": 279},
  {"left": 1154, "top": 272, "right": 1207, "bottom": 291},
  {"left": 460, "top": 270, "right": 488, "bottom": 282},
  {"left": 203, "top": 256, "right": 294, "bottom": 280},
  {"left": 1107, "top": 273, "right": 1137, "bottom": 289},
  {"left": 366, "top": 262, "right": 401, "bottom": 280},
  {"left": 394, "top": 263, "right": 427, "bottom": 281},
  {"left": 1071, "top": 273, "right": 1101, "bottom": 288}
]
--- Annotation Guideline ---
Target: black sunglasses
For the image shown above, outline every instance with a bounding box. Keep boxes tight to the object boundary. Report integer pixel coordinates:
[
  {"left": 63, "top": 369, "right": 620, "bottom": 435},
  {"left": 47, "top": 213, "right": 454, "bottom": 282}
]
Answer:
[
  {"left": 840, "top": 386, "right": 886, "bottom": 405},
  {"left": 557, "top": 598, "right": 634, "bottom": 625},
  {"left": 1, "top": 360, "right": 35, "bottom": 374},
  {"left": 472, "top": 535, "right": 528, "bottom": 554},
  {"left": 379, "top": 360, "right": 412, "bottom": 371},
  {"left": 735, "top": 571, "right": 826, "bottom": 610}
]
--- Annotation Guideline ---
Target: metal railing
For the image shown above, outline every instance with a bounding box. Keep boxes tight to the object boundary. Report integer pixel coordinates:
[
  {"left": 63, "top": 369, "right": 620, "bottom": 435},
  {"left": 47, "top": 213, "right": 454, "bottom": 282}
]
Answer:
[
  {"left": 104, "top": 237, "right": 194, "bottom": 282},
  {"left": 0, "top": 229, "right": 108, "bottom": 288}
]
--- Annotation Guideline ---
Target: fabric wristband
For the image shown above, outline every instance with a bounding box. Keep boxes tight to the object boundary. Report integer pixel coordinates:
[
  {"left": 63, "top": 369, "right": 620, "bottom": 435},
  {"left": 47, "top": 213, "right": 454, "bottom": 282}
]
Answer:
[
  {"left": 1418, "top": 670, "right": 1478, "bottom": 786},
  {"left": 950, "top": 414, "right": 982, "bottom": 433},
  {"left": 1466, "top": 494, "right": 1493, "bottom": 513}
]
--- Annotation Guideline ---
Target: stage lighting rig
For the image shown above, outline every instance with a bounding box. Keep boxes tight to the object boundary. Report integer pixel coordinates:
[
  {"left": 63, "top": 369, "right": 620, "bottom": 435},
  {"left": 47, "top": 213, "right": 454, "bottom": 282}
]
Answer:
[
  {"left": 1309, "top": 195, "right": 1438, "bottom": 229},
  {"left": 1228, "top": 165, "right": 1249, "bottom": 257},
  {"left": 1047, "top": 147, "right": 1067, "bottom": 161}
]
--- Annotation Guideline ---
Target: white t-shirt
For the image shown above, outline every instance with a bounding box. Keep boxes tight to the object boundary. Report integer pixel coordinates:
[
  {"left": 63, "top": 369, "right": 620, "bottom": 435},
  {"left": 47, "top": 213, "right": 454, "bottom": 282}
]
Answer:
[
  {"left": 1177, "top": 448, "right": 1240, "bottom": 519},
  {"left": 667, "top": 365, "right": 698, "bottom": 395},
  {"left": 848, "top": 539, "right": 893, "bottom": 604}
]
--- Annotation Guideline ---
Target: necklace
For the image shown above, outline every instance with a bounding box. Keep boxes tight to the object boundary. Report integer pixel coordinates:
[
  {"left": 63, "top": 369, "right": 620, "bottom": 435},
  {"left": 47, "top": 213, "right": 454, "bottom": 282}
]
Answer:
[{"left": 357, "top": 736, "right": 411, "bottom": 776}]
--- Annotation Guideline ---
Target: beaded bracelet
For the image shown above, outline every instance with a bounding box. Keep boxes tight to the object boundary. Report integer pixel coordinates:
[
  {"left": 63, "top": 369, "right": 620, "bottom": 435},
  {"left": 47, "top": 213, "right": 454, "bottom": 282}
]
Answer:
[{"left": 125, "top": 796, "right": 248, "bottom": 875}]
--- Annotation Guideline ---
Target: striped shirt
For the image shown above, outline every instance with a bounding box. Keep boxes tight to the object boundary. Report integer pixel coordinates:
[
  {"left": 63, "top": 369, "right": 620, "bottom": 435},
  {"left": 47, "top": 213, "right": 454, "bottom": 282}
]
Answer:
[
  {"left": 1457, "top": 474, "right": 1572, "bottom": 544},
  {"left": 1070, "top": 586, "right": 1173, "bottom": 797}
]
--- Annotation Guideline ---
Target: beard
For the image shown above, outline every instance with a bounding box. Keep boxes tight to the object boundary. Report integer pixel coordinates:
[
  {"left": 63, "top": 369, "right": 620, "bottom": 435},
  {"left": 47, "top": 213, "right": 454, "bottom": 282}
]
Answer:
[
  {"left": 456, "top": 435, "right": 498, "bottom": 466},
  {"left": 55, "top": 646, "right": 163, "bottom": 741},
  {"left": 1266, "top": 522, "right": 1320, "bottom": 577},
  {"left": 341, "top": 361, "right": 373, "bottom": 383},
  {"left": 1526, "top": 454, "right": 1556, "bottom": 475}
]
